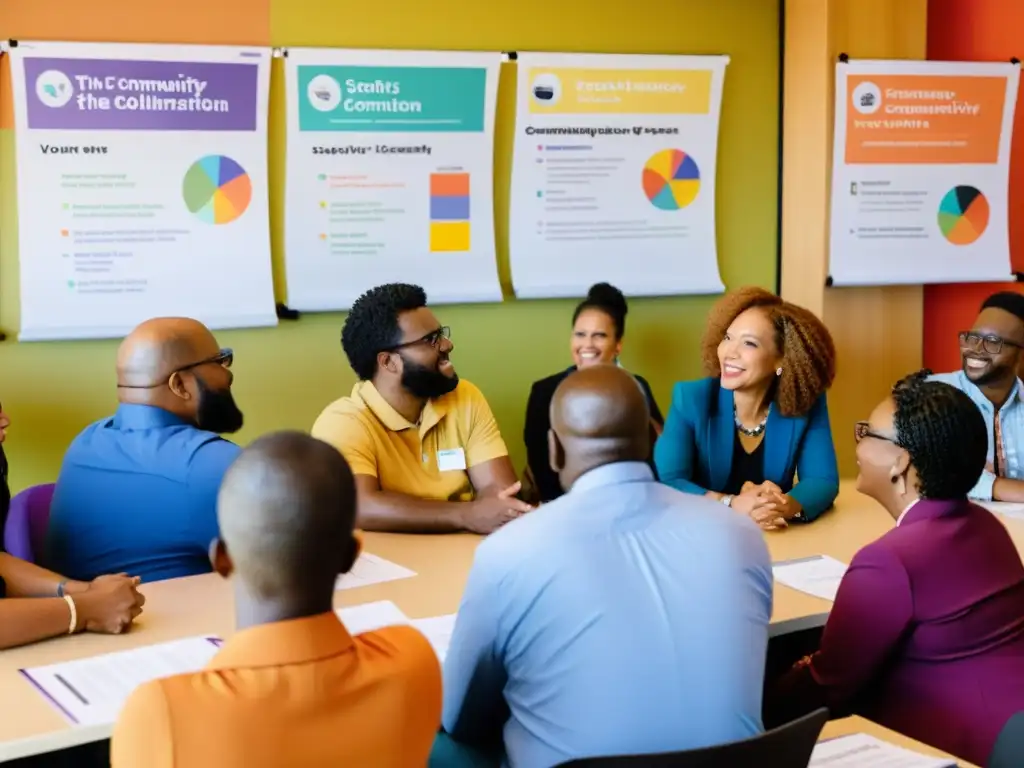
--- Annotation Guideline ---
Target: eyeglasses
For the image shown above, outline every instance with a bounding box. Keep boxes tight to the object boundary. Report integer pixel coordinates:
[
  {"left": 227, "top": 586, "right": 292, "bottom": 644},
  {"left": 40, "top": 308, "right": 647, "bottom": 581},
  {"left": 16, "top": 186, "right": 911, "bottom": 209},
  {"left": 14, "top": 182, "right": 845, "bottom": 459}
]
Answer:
[
  {"left": 118, "top": 348, "right": 233, "bottom": 389},
  {"left": 854, "top": 421, "right": 900, "bottom": 446},
  {"left": 958, "top": 331, "right": 1024, "bottom": 355},
  {"left": 385, "top": 326, "right": 450, "bottom": 352}
]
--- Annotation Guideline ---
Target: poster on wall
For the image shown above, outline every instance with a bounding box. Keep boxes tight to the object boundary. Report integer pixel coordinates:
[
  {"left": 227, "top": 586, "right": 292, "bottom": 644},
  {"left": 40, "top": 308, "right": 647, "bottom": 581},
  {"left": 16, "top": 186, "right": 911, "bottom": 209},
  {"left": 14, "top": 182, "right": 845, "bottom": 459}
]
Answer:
[
  {"left": 7, "top": 41, "right": 277, "bottom": 341},
  {"left": 283, "top": 47, "right": 502, "bottom": 311},
  {"left": 508, "top": 52, "right": 728, "bottom": 299},
  {"left": 829, "top": 58, "right": 1020, "bottom": 286}
]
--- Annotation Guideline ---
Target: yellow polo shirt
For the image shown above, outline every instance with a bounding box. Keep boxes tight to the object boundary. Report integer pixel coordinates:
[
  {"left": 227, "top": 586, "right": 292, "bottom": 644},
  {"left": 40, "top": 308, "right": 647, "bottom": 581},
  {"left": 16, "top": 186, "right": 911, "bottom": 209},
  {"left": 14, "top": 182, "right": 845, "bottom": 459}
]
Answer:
[{"left": 312, "top": 379, "right": 509, "bottom": 501}]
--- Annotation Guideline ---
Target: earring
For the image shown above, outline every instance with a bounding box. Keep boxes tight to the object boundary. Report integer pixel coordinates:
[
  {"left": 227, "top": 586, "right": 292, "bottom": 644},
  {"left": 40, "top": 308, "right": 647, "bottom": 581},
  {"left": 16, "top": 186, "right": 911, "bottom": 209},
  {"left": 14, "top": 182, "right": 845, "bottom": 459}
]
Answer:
[{"left": 776, "top": 367, "right": 783, "bottom": 376}]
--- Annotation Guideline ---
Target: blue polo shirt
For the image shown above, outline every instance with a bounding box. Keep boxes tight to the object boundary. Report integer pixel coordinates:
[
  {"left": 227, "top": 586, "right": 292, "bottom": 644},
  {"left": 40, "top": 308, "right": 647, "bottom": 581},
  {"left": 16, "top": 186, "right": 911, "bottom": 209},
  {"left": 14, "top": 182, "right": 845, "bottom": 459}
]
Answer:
[{"left": 47, "top": 404, "right": 241, "bottom": 583}]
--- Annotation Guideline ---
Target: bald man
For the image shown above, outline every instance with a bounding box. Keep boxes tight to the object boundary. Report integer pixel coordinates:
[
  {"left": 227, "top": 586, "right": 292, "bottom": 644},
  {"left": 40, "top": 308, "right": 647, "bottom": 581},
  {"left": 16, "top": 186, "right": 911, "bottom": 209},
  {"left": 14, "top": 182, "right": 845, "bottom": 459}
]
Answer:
[
  {"left": 111, "top": 432, "right": 441, "bottom": 768},
  {"left": 441, "top": 365, "right": 773, "bottom": 766},
  {"left": 48, "top": 318, "right": 243, "bottom": 582}
]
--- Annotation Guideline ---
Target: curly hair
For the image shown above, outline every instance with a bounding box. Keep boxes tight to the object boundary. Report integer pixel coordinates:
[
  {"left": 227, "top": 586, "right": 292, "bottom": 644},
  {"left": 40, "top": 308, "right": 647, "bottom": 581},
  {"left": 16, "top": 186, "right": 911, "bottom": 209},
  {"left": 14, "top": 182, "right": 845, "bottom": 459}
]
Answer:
[
  {"left": 341, "top": 283, "right": 427, "bottom": 380},
  {"left": 891, "top": 369, "right": 988, "bottom": 500},
  {"left": 701, "top": 286, "right": 837, "bottom": 417},
  {"left": 572, "top": 282, "right": 629, "bottom": 339}
]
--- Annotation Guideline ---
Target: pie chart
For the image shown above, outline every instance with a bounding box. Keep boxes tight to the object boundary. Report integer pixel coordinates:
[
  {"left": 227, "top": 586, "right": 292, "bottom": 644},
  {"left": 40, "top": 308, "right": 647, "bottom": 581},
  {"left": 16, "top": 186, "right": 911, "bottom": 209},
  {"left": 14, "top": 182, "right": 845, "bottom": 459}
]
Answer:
[
  {"left": 182, "top": 155, "right": 252, "bottom": 225},
  {"left": 642, "top": 149, "right": 700, "bottom": 211},
  {"left": 938, "top": 185, "right": 989, "bottom": 246}
]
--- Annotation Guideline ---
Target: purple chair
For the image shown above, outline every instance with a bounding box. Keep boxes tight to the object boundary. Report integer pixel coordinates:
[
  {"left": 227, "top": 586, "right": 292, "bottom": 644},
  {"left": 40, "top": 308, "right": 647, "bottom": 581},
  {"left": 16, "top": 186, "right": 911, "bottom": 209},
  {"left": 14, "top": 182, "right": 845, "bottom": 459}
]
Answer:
[{"left": 3, "top": 484, "right": 55, "bottom": 564}]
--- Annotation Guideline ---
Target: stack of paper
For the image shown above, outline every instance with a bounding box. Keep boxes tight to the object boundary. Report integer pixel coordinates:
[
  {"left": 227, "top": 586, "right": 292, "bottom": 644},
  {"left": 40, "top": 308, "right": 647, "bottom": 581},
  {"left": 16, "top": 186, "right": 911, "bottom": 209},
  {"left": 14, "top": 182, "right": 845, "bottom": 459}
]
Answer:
[
  {"left": 772, "top": 555, "right": 848, "bottom": 601},
  {"left": 336, "top": 600, "right": 411, "bottom": 635},
  {"left": 21, "top": 636, "right": 222, "bottom": 725},
  {"left": 810, "top": 733, "right": 956, "bottom": 767},
  {"left": 335, "top": 553, "right": 417, "bottom": 591},
  {"left": 411, "top": 614, "right": 457, "bottom": 663},
  {"left": 978, "top": 500, "right": 1024, "bottom": 521},
  {"left": 335, "top": 601, "right": 457, "bottom": 664}
]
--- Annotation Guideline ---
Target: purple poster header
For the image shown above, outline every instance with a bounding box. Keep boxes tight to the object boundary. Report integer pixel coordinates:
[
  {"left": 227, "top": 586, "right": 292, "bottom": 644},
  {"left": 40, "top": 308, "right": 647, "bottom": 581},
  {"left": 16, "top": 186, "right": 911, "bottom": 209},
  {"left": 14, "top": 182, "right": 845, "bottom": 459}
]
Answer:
[{"left": 23, "top": 57, "right": 260, "bottom": 131}]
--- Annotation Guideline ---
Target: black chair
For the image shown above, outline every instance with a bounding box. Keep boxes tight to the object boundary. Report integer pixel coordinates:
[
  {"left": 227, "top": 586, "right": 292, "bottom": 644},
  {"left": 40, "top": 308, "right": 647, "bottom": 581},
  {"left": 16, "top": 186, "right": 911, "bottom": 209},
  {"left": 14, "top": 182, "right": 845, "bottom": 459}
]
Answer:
[
  {"left": 989, "top": 711, "right": 1024, "bottom": 768},
  {"left": 557, "top": 708, "right": 829, "bottom": 767}
]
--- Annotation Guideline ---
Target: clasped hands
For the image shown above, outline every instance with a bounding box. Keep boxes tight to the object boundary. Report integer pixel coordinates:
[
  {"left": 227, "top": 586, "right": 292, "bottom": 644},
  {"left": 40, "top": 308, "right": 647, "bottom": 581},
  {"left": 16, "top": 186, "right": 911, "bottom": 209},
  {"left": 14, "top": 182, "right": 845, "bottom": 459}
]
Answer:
[{"left": 730, "top": 481, "right": 800, "bottom": 531}]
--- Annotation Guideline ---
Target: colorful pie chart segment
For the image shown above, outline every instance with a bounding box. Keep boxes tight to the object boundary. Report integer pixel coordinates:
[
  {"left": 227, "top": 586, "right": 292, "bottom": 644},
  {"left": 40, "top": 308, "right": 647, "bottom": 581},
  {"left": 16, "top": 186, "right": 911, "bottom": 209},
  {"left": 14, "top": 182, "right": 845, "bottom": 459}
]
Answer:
[
  {"left": 643, "top": 149, "right": 701, "bottom": 211},
  {"left": 937, "top": 185, "right": 989, "bottom": 246},
  {"left": 182, "top": 155, "right": 252, "bottom": 225}
]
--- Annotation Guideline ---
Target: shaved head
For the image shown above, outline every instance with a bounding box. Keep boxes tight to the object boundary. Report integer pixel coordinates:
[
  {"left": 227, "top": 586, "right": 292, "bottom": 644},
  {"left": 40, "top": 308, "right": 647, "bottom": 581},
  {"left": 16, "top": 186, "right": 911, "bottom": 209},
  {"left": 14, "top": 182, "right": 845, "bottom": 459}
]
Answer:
[
  {"left": 117, "top": 317, "right": 220, "bottom": 388},
  {"left": 549, "top": 365, "right": 651, "bottom": 490},
  {"left": 216, "top": 431, "right": 358, "bottom": 604},
  {"left": 116, "top": 317, "right": 242, "bottom": 434}
]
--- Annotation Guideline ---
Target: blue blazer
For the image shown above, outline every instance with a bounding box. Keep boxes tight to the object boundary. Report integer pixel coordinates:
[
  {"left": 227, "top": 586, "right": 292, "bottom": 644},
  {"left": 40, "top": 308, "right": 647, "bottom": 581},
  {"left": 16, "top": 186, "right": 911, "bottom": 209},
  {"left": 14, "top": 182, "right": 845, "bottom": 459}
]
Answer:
[{"left": 653, "top": 377, "right": 839, "bottom": 521}]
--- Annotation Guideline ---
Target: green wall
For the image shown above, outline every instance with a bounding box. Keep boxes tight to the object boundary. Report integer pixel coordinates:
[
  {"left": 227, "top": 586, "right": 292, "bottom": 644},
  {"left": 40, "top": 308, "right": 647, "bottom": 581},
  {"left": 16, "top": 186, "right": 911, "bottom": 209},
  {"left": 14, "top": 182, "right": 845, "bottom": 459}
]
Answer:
[{"left": 0, "top": 0, "right": 779, "bottom": 493}]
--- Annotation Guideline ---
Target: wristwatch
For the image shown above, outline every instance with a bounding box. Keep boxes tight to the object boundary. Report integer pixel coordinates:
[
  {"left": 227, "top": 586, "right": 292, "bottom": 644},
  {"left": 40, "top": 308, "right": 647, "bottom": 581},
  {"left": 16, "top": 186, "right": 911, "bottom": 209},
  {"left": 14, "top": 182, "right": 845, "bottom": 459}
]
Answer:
[{"left": 721, "top": 495, "right": 734, "bottom": 508}]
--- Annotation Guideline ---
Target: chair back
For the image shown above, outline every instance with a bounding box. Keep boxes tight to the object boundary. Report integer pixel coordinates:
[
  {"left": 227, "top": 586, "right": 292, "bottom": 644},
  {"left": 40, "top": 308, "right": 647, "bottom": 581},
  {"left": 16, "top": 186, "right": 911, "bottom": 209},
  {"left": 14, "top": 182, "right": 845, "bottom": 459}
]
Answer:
[
  {"left": 558, "top": 708, "right": 829, "bottom": 767},
  {"left": 989, "top": 711, "right": 1024, "bottom": 768},
  {"left": 3, "top": 484, "right": 55, "bottom": 563}
]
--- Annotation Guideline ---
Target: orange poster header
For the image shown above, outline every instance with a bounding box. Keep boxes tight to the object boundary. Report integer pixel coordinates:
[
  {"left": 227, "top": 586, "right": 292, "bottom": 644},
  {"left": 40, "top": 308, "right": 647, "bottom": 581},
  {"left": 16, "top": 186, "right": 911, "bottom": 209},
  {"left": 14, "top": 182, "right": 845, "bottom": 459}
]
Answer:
[{"left": 844, "top": 73, "right": 1008, "bottom": 165}]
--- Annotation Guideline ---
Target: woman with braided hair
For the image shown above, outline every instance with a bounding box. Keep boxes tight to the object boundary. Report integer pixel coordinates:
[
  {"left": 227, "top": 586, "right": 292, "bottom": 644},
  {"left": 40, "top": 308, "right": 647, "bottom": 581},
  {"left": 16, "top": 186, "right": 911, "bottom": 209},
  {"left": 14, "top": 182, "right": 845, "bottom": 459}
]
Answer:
[
  {"left": 654, "top": 286, "right": 838, "bottom": 529},
  {"left": 773, "top": 370, "right": 1024, "bottom": 765}
]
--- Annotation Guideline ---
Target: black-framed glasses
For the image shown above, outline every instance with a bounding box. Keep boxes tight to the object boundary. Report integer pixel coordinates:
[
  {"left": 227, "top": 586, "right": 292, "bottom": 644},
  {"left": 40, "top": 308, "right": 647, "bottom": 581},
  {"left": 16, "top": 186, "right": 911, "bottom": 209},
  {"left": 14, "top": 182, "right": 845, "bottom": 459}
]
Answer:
[
  {"left": 118, "top": 348, "right": 234, "bottom": 389},
  {"left": 854, "top": 421, "right": 900, "bottom": 446},
  {"left": 385, "top": 326, "right": 450, "bottom": 352},
  {"left": 958, "top": 331, "right": 1024, "bottom": 355}
]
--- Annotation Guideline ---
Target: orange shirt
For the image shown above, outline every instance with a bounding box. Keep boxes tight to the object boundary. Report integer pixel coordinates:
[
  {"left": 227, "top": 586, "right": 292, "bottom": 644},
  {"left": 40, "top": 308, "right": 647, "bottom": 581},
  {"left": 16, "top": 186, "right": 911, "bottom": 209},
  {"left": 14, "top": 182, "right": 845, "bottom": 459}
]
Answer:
[{"left": 111, "top": 613, "right": 441, "bottom": 768}]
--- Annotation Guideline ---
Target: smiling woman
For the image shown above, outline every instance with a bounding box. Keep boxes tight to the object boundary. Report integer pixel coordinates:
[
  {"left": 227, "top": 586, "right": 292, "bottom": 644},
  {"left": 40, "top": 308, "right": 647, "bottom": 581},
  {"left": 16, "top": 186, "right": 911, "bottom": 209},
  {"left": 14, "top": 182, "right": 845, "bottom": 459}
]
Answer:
[
  {"left": 654, "top": 287, "right": 839, "bottom": 528},
  {"left": 521, "top": 283, "right": 664, "bottom": 503}
]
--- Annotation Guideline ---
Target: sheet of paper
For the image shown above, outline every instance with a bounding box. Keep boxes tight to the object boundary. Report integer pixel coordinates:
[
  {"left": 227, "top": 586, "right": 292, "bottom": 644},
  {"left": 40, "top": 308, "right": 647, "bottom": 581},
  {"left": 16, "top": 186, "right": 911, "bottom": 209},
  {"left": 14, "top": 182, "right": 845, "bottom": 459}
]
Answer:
[
  {"left": 772, "top": 555, "right": 848, "bottom": 601},
  {"left": 810, "top": 733, "right": 956, "bottom": 767},
  {"left": 978, "top": 501, "right": 1024, "bottom": 520},
  {"left": 411, "top": 614, "right": 457, "bottom": 663},
  {"left": 336, "top": 600, "right": 411, "bottom": 635},
  {"left": 335, "top": 553, "right": 417, "bottom": 591},
  {"left": 21, "top": 636, "right": 221, "bottom": 726}
]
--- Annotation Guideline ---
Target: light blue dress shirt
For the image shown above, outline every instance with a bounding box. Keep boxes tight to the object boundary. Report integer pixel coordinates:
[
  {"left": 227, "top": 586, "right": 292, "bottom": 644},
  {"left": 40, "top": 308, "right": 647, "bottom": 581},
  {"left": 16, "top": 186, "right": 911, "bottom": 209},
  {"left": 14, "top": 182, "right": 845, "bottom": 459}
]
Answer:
[
  {"left": 442, "top": 461, "right": 773, "bottom": 768},
  {"left": 929, "top": 371, "right": 1024, "bottom": 501},
  {"left": 48, "top": 404, "right": 241, "bottom": 583}
]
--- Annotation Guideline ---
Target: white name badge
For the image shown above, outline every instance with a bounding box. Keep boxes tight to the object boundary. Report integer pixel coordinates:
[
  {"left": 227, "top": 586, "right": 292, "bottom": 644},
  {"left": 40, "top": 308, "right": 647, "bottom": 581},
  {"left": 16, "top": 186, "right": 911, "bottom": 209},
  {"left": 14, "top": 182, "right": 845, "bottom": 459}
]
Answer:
[{"left": 437, "top": 448, "right": 467, "bottom": 472}]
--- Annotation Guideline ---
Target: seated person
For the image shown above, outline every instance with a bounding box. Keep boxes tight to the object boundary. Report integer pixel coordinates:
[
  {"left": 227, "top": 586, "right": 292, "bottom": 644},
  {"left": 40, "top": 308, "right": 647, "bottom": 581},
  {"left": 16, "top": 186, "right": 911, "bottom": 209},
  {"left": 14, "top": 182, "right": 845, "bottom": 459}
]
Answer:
[
  {"left": 523, "top": 282, "right": 663, "bottom": 502},
  {"left": 441, "top": 365, "right": 772, "bottom": 766},
  {"left": 0, "top": 403, "right": 9, "bottom": 535},
  {"left": 312, "top": 283, "right": 531, "bottom": 534},
  {"left": 0, "top": 552, "right": 144, "bottom": 649},
  {"left": 930, "top": 291, "right": 1024, "bottom": 501},
  {"left": 48, "top": 318, "right": 243, "bottom": 582},
  {"left": 655, "top": 287, "right": 838, "bottom": 529},
  {"left": 112, "top": 431, "right": 441, "bottom": 768},
  {"left": 773, "top": 371, "right": 1024, "bottom": 766}
]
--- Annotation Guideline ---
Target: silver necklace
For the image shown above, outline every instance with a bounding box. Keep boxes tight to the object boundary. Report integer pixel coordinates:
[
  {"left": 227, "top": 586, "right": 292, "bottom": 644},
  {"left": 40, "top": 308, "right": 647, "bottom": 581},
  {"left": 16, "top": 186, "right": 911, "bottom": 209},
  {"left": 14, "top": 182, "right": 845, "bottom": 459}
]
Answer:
[{"left": 734, "top": 405, "right": 769, "bottom": 437}]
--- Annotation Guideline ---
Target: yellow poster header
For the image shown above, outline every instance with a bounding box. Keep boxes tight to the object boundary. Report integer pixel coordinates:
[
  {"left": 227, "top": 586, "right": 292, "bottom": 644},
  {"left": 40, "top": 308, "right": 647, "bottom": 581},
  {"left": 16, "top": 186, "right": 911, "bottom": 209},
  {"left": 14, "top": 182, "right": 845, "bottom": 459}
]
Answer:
[{"left": 526, "top": 68, "right": 712, "bottom": 114}]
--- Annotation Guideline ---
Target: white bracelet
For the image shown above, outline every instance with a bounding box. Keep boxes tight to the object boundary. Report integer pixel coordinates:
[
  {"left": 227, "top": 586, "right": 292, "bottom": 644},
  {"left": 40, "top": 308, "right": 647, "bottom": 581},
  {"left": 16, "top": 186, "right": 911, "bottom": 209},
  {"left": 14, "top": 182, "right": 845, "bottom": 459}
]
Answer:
[{"left": 63, "top": 594, "right": 77, "bottom": 635}]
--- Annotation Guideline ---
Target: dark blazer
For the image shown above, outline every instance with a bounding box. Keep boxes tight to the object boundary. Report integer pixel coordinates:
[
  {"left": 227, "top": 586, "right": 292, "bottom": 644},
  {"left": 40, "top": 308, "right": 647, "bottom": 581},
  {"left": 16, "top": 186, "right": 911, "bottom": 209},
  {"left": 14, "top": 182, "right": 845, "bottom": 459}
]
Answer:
[
  {"left": 776, "top": 498, "right": 1024, "bottom": 766},
  {"left": 524, "top": 367, "right": 663, "bottom": 503},
  {"left": 653, "top": 377, "right": 838, "bottom": 520}
]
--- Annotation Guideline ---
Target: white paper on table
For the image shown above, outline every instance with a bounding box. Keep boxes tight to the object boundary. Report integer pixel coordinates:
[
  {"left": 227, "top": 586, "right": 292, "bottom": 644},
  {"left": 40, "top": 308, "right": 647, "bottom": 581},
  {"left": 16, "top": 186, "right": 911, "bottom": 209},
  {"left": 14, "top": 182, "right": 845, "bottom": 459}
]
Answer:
[
  {"left": 336, "top": 600, "right": 411, "bottom": 635},
  {"left": 978, "top": 501, "right": 1024, "bottom": 520},
  {"left": 20, "top": 635, "right": 222, "bottom": 726},
  {"left": 809, "top": 733, "right": 956, "bottom": 767},
  {"left": 411, "top": 614, "right": 457, "bottom": 663},
  {"left": 335, "top": 553, "right": 417, "bottom": 591},
  {"left": 772, "top": 555, "right": 848, "bottom": 601}
]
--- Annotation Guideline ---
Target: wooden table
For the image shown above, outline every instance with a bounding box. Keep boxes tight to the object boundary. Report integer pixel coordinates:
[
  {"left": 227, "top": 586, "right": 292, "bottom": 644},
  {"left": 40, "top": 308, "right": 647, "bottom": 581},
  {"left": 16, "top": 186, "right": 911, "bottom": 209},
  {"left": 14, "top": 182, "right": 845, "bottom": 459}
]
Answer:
[
  {"left": 821, "top": 716, "right": 981, "bottom": 767},
  {"left": 2, "top": 481, "right": 1021, "bottom": 761}
]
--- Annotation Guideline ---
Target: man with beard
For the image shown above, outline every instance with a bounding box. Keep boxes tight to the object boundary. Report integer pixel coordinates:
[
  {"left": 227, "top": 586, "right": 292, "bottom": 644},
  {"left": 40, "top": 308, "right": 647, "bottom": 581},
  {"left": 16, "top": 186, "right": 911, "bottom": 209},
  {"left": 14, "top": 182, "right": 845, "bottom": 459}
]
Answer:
[
  {"left": 931, "top": 291, "right": 1024, "bottom": 501},
  {"left": 48, "top": 317, "right": 244, "bottom": 582},
  {"left": 313, "top": 283, "right": 531, "bottom": 533}
]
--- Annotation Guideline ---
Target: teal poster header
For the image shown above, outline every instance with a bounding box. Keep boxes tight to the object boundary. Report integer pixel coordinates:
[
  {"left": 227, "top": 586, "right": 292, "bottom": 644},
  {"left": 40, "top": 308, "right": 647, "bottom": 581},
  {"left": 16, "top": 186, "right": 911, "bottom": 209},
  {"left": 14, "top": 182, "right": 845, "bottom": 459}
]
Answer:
[{"left": 297, "top": 65, "right": 486, "bottom": 132}]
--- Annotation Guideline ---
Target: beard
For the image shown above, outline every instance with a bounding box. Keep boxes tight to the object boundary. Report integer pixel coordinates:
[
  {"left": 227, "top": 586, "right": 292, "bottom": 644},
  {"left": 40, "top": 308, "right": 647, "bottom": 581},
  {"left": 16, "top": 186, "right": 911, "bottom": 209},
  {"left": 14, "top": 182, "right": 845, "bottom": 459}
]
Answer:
[
  {"left": 195, "top": 376, "right": 244, "bottom": 434},
  {"left": 962, "top": 357, "right": 1008, "bottom": 388},
  {"left": 400, "top": 355, "right": 459, "bottom": 399}
]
